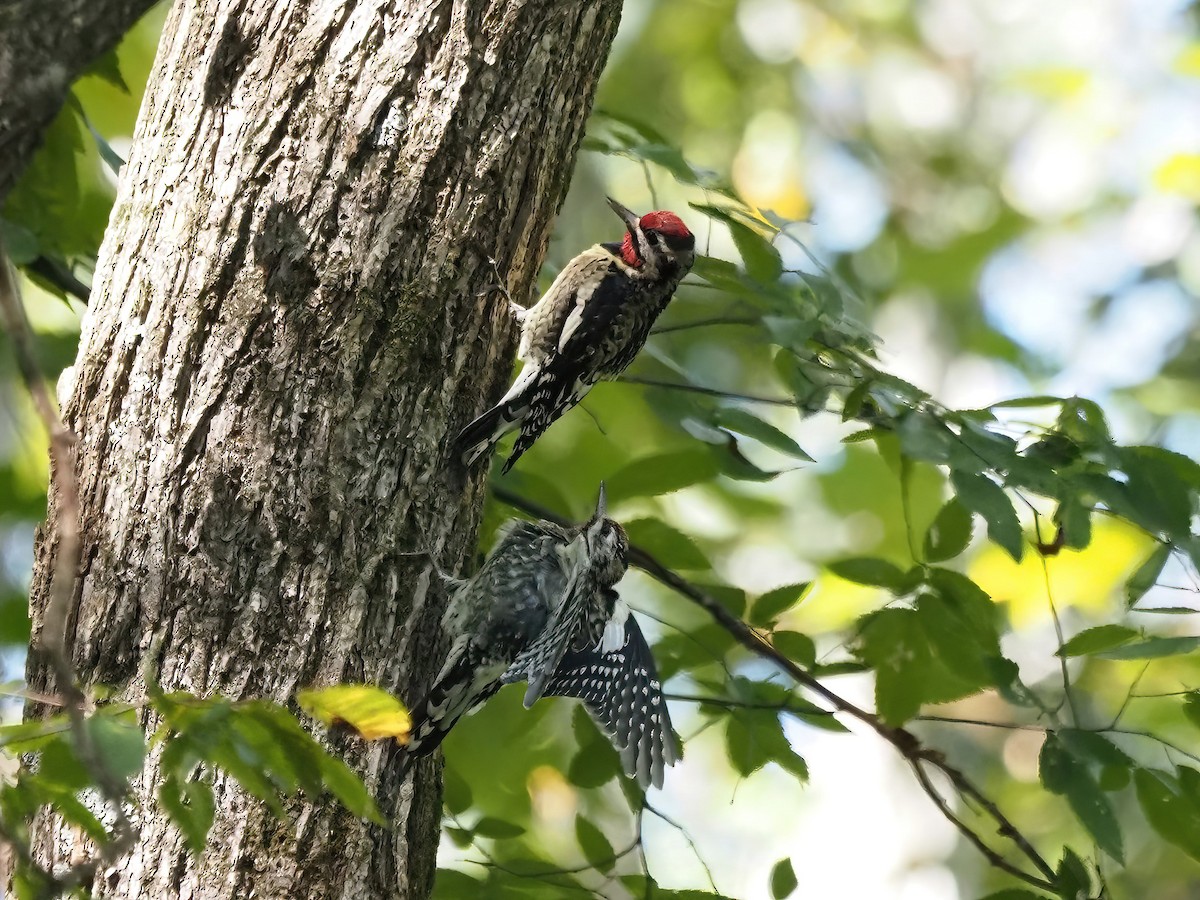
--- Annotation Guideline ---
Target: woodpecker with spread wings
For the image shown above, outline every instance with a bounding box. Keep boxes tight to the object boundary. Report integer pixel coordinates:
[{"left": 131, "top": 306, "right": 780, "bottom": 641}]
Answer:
[
  {"left": 403, "top": 486, "right": 680, "bottom": 788},
  {"left": 455, "top": 197, "right": 695, "bottom": 472}
]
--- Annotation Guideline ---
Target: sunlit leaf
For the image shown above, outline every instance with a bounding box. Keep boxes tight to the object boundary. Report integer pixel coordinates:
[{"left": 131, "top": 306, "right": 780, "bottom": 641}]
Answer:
[
  {"left": 297, "top": 684, "right": 412, "bottom": 742},
  {"left": 1097, "top": 636, "right": 1199, "bottom": 660},
  {"left": 1055, "top": 625, "right": 1139, "bottom": 658}
]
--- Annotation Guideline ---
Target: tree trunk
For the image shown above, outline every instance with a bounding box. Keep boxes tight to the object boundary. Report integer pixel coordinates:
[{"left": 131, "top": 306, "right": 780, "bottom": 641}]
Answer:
[
  {"left": 0, "top": 0, "right": 160, "bottom": 203},
  {"left": 24, "top": 0, "right": 621, "bottom": 897}
]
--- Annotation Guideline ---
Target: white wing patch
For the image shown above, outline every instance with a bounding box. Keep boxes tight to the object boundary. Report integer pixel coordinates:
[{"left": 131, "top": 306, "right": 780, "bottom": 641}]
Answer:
[{"left": 600, "top": 595, "right": 630, "bottom": 655}]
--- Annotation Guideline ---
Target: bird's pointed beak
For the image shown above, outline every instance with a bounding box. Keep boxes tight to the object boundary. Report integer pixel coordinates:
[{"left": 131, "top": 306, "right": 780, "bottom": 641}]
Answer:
[
  {"left": 594, "top": 482, "right": 608, "bottom": 520},
  {"left": 606, "top": 196, "right": 640, "bottom": 232}
]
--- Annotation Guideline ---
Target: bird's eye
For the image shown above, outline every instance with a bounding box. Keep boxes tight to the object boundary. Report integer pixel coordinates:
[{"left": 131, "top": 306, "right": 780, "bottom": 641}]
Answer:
[{"left": 645, "top": 229, "right": 661, "bottom": 244}]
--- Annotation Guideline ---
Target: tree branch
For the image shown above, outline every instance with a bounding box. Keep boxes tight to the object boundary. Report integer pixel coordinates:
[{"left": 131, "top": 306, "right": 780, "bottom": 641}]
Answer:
[
  {"left": 0, "top": 0, "right": 159, "bottom": 204},
  {"left": 492, "top": 483, "right": 1060, "bottom": 893},
  {"left": 0, "top": 241, "right": 137, "bottom": 890}
]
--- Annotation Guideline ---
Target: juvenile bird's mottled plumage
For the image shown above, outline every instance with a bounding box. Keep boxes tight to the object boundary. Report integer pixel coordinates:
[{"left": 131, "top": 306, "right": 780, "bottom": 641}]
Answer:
[
  {"left": 404, "top": 486, "right": 680, "bottom": 788},
  {"left": 455, "top": 197, "right": 695, "bottom": 472}
]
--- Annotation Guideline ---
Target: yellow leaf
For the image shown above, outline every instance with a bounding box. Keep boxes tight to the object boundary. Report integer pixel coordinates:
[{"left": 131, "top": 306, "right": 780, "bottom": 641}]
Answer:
[
  {"left": 1175, "top": 44, "right": 1200, "bottom": 78},
  {"left": 297, "top": 684, "right": 412, "bottom": 743},
  {"left": 1008, "top": 66, "right": 1090, "bottom": 99},
  {"left": 1153, "top": 154, "right": 1200, "bottom": 201},
  {"left": 970, "top": 519, "right": 1151, "bottom": 629}
]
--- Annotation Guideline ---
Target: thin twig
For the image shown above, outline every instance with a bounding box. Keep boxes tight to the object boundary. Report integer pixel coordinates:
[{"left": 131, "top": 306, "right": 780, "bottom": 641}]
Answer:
[
  {"left": 618, "top": 375, "right": 796, "bottom": 407},
  {"left": 493, "top": 485, "right": 1059, "bottom": 893},
  {"left": 665, "top": 692, "right": 836, "bottom": 718},
  {"left": 1106, "top": 663, "right": 1151, "bottom": 730},
  {"left": 651, "top": 316, "right": 761, "bottom": 336},
  {"left": 1035, "top": 512, "right": 1078, "bottom": 723},
  {"left": 910, "top": 758, "right": 1055, "bottom": 886},
  {"left": 0, "top": 242, "right": 137, "bottom": 889},
  {"left": 643, "top": 801, "right": 719, "bottom": 895},
  {"left": 916, "top": 715, "right": 1047, "bottom": 732}
]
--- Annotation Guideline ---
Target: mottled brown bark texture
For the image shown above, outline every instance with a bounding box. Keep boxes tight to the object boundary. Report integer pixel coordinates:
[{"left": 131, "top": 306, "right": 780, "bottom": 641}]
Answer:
[
  {"left": 0, "top": 0, "right": 161, "bottom": 203},
  {"left": 23, "top": 0, "right": 621, "bottom": 896}
]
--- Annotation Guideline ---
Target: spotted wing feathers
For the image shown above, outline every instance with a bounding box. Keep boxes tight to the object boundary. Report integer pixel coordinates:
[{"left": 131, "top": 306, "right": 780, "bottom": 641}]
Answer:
[{"left": 543, "top": 615, "right": 680, "bottom": 789}]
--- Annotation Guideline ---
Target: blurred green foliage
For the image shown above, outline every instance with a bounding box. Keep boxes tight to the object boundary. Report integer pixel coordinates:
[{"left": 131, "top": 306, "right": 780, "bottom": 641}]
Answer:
[{"left": 3, "top": 1, "right": 1200, "bottom": 899}]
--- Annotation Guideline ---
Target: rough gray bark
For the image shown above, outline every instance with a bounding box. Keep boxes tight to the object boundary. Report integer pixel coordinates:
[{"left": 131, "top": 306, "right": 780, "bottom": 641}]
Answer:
[
  {"left": 24, "top": 0, "right": 622, "bottom": 897},
  {"left": 0, "top": 0, "right": 160, "bottom": 203}
]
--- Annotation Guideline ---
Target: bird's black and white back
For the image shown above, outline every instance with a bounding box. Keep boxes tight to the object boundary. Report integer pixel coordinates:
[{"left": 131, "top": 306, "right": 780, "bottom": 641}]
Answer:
[
  {"left": 454, "top": 198, "right": 695, "bottom": 472},
  {"left": 403, "top": 487, "right": 680, "bottom": 789}
]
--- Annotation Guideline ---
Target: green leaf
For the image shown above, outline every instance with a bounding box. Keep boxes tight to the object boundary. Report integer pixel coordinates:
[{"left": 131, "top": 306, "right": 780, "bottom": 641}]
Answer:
[
  {"left": 85, "top": 714, "right": 146, "bottom": 781},
  {"left": 725, "top": 716, "right": 762, "bottom": 777},
  {"left": 443, "top": 766, "right": 472, "bottom": 815},
  {"left": 750, "top": 583, "right": 812, "bottom": 627},
  {"left": 951, "top": 470, "right": 1024, "bottom": 562},
  {"left": 1054, "top": 847, "right": 1091, "bottom": 900},
  {"left": 0, "top": 717, "right": 72, "bottom": 751},
  {"left": 827, "top": 557, "right": 906, "bottom": 591},
  {"left": 1119, "top": 447, "right": 1193, "bottom": 537},
  {"left": 1136, "top": 768, "right": 1200, "bottom": 862},
  {"left": 473, "top": 816, "right": 525, "bottom": 839},
  {"left": 1054, "top": 497, "right": 1092, "bottom": 551},
  {"left": 1126, "top": 544, "right": 1171, "bottom": 607},
  {"left": 923, "top": 498, "right": 973, "bottom": 563},
  {"left": 0, "top": 218, "right": 39, "bottom": 265},
  {"left": 857, "top": 610, "right": 941, "bottom": 726},
  {"left": 575, "top": 816, "right": 615, "bottom": 871},
  {"left": 1056, "top": 624, "right": 1139, "bottom": 657},
  {"left": 297, "top": 684, "right": 411, "bottom": 741},
  {"left": 713, "top": 408, "right": 812, "bottom": 460},
  {"left": 606, "top": 450, "right": 720, "bottom": 502},
  {"left": 568, "top": 706, "right": 620, "bottom": 788},
  {"left": 1040, "top": 733, "right": 1123, "bottom": 862},
  {"left": 81, "top": 49, "right": 129, "bottom": 92},
  {"left": 691, "top": 203, "right": 782, "bottom": 282},
  {"left": 770, "top": 857, "right": 797, "bottom": 898},
  {"left": 623, "top": 518, "right": 709, "bottom": 569},
  {"left": 1097, "top": 635, "right": 1199, "bottom": 659},
  {"left": 159, "top": 777, "right": 215, "bottom": 855},
  {"left": 313, "top": 752, "right": 383, "bottom": 824},
  {"left": 772, "top": 631, "right": 816, "bottom": 669},
  {"left": 0, "top": 592, "right": 30, "bottom": 644},
  {"left": 915, "top": 589, "right": 1003, "bottom": 690},
  {"left": 978, "top": 892, "right": 1049, "bottom": 900},
  {"left": 433, "top": 869, "right": 485, "bottom": 899}
]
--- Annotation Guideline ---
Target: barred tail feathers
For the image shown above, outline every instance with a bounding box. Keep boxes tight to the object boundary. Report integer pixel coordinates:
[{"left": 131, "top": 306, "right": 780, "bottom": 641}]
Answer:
[
  {"left": 404, "top": 650, "right": 502, "bottom": 759},
  {"left": 453, "top": 366, "right": 541, "bottom": 466}
]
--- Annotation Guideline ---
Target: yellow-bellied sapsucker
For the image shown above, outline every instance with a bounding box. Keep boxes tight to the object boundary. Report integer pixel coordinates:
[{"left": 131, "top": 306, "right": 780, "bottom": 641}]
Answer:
[
  {"left": 455, "top": 197, "right": 696, "bottom": 472},
  {"left": 404, "top": 486, "right": 680, "bottom": 788}
]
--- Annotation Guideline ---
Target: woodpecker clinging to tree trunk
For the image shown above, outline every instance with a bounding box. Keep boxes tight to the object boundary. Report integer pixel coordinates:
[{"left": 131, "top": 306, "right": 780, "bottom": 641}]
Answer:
[
  {"left": 403, "top": 485, "right": 681, "bottom": 789},
  {"left": 455, "top": 197, "right": 696, "bottom": 472}
]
